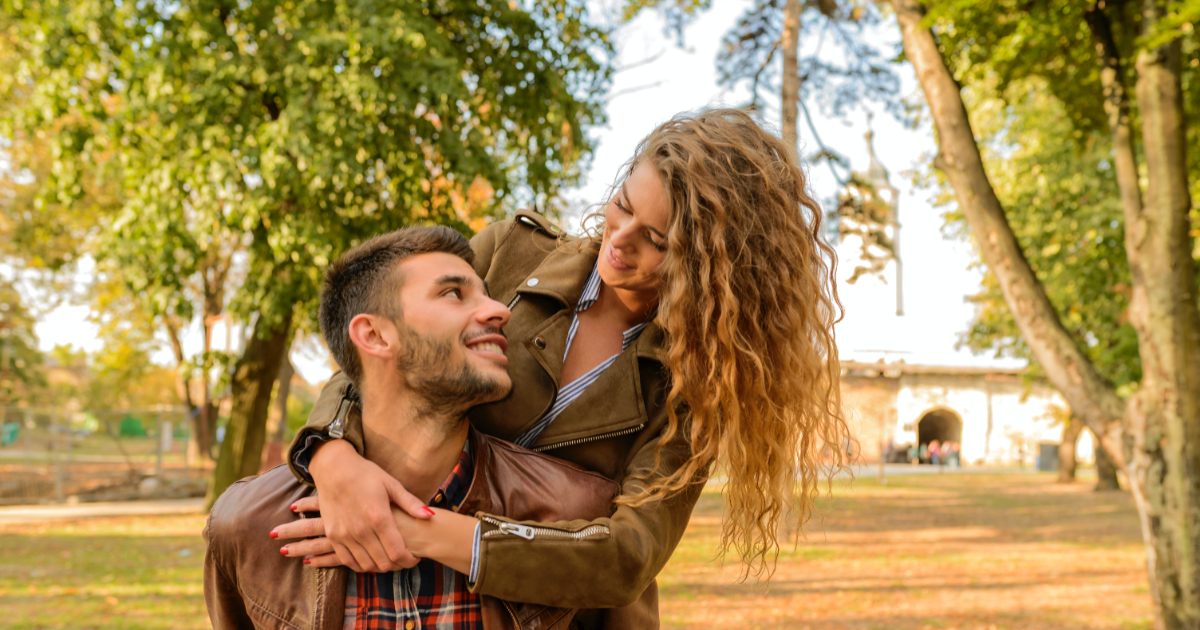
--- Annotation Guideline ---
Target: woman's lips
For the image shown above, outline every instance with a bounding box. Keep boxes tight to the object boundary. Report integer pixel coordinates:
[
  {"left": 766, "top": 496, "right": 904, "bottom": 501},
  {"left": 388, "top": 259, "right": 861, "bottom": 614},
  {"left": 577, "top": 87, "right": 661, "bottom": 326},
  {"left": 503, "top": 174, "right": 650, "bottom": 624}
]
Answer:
[{"left": 606, "top": 244, "right": 633, "bottom": 271}]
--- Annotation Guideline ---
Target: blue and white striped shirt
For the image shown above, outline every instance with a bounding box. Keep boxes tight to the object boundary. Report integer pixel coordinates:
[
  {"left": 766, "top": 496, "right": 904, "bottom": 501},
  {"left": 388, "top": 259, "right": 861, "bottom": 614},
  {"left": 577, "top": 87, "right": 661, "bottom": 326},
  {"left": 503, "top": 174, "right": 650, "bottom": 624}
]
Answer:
[{"left": 513, "top": 264, "right": 650, "bottom": 449}]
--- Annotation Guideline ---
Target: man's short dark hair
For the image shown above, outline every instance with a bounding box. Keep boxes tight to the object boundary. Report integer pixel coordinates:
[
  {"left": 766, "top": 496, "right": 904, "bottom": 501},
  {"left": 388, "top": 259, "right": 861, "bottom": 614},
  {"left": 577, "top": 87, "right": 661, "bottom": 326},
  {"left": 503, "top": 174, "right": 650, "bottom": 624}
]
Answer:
[{"left": 319, "top": 226, "right": 475, "bottom": 385}]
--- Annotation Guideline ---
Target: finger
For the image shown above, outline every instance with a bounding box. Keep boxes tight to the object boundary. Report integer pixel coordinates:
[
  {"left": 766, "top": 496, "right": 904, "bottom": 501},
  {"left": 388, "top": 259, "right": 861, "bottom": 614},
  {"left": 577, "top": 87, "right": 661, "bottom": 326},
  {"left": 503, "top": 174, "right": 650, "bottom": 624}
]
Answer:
[
  {"left": 360, "top": 531, "right": 404, "bottom": 572},
  {"left": 282, "top": 537, "right": 336, "bottom": 558},
  {"left": 291, "top": 496, "right": 320, "bottom": 514},
  {"left": 305, "top": 552, "right": 347, "bottom": 569},
  {"left": 332, "top": 543, "right": 368, "bottom": 573},
  {"left": 271, "top": 518, "right": 325, "bottom": 541},
  {"left": 375, "top": 523, "right": 416, "bottom": 570},
  {"left": 386, "top": 479, "right": 434, "bottom": 520},
  {"left": 342, "top": 537, "right": 383, "bottom": 573}
]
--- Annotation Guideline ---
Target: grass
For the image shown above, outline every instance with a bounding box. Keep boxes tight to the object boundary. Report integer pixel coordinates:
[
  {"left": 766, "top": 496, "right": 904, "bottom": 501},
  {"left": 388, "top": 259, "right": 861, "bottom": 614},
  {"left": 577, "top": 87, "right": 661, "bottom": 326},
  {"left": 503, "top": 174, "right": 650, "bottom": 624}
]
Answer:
[
  {"left": 658, "top": 473, "right": 1151, "bottom": 630},
  {"left": 0, "top": 473, "right": 1151, "bottom": 630}
]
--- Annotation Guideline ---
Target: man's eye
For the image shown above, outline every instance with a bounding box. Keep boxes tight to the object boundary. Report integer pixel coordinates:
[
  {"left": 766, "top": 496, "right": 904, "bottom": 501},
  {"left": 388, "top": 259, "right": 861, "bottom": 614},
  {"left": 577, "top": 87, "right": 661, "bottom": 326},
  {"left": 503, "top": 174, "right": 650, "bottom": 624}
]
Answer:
[{"left": 445, "top": 288, "right": 462, "bottom": 299}]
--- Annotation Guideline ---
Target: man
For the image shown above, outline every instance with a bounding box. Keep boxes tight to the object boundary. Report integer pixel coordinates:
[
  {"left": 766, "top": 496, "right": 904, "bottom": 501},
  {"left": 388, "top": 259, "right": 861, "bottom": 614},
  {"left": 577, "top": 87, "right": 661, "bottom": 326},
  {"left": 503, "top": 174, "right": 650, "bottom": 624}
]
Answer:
[{"left": 203, "top": 226, "right": 617, "bottom": 630}]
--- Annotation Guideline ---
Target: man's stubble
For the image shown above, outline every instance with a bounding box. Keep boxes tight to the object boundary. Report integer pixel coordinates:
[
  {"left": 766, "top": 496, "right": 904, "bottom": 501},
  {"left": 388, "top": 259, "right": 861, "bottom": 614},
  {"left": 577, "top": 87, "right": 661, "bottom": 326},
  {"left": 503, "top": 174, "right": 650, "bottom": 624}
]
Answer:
[{"left": 392, "top": 322, "right": 510, "bottom": 428}]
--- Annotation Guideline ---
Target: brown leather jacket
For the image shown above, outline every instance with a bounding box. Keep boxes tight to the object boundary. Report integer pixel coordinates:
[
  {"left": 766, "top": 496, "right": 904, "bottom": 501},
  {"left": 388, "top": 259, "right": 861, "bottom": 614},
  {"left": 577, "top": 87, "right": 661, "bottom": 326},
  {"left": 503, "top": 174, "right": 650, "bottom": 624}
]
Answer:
[
  {"left": 290, "top": 213, "right": 706, "bottom": 628},
  {"left": 204, "top": 429, "right": 619, "bottom": 630}
]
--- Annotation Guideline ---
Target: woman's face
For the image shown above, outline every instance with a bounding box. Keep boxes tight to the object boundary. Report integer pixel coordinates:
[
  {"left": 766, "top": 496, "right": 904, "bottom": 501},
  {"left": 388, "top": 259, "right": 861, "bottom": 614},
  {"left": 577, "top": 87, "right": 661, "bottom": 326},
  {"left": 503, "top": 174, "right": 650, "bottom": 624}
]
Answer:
[{"left": 598, "top": 161, "right": 671, "bottom": 298}]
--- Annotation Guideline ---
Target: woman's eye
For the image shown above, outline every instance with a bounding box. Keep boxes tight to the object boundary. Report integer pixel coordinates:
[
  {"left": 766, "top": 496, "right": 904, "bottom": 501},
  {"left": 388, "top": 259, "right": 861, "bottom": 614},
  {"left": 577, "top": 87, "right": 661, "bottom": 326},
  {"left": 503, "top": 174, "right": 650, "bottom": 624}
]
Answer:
[{"left": 615, "top": 197, "right": 631, "bottom": 214}]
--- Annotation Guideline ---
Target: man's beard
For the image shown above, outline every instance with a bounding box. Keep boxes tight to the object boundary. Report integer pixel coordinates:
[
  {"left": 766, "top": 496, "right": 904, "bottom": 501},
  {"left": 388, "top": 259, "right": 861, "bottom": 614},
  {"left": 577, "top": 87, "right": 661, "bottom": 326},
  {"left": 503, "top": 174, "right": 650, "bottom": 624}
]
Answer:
[{"left": 393, "top": 322, "right": 510, "bottom": 422}]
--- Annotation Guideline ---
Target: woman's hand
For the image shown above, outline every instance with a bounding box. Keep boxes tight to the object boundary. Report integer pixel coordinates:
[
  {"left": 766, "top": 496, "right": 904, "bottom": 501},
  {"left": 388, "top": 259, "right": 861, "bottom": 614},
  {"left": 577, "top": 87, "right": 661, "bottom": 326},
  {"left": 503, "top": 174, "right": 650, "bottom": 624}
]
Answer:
[
  {"left": 289, "top": 438, "right": 433, "bottom": 572},
  {"left": 276, "top": 502, "right": 477, "bottom": 575}
]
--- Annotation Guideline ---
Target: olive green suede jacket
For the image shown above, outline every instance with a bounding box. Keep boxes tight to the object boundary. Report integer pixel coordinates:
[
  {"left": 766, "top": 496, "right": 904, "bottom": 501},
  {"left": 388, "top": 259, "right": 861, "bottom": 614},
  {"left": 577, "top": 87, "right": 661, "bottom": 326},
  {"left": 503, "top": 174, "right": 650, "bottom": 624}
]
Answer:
[{"left": 288, "top": 212, "right": 705, "bottom": 629}]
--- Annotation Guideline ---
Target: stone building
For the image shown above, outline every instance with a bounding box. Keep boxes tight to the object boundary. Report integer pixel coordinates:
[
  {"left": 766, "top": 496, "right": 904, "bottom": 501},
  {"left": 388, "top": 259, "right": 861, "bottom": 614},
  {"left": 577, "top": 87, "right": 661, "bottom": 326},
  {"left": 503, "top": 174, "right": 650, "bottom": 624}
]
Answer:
[{"left": 841, "top": 361, "right": 1093, "bottom": 466}]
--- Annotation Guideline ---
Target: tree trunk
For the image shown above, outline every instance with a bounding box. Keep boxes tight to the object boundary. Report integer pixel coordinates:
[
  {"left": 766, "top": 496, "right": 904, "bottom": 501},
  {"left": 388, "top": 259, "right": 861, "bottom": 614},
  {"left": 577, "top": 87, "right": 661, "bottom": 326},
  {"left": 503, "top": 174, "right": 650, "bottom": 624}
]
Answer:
[
  {"left": 1094, "top": 430, "right": 1121, "bottom": 491},
  {"left": 205, "top": 310, "right": 294, "bottom": 511},
  {"left": 273, "top": 354, "right": 294, "bottom": 444},
  {"left": 1058, "top": 416, "right": 1085, "bottom": 483},
  {"left": 780, "top": 0, "right": 802, "bottom": 155},
  {"left": 165, "top": 318, "right": 205, "bottom": 454},
  {"left": 888, "top": 0, "right": 1126, "bottom": 459},
  {"left": 1124, "top": 1, "right": 1200, "bottom": 624},
  {"left": 891, "top": 0, "right": 1200, "bottom": 626},
  {"left": 1089, "top": 2, "right": 1200, "bottom": 626}
]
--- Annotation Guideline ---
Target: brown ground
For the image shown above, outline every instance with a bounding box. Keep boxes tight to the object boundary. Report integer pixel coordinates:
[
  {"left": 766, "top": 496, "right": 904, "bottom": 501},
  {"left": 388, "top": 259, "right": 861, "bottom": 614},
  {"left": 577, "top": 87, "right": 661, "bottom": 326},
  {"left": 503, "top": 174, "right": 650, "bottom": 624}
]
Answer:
[
  {"left": 0, "top": 472, "right": 1151, "bottom": 629},
  {"left": 658, "top": 473, "right": 1151, "bottom": 630}
]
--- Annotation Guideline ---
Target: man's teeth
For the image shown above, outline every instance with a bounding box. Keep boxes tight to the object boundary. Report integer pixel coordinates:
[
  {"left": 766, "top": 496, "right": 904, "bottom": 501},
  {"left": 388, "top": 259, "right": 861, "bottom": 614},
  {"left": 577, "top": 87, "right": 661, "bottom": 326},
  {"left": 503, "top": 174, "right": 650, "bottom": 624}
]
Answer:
[{"left": 470, "top": 342, "right": 504, "bottom": 354}]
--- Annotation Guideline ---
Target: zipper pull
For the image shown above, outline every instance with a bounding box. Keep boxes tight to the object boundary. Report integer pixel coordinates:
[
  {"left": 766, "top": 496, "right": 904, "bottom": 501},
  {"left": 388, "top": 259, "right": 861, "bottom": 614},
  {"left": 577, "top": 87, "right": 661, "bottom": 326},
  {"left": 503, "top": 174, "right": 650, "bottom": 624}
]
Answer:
[{"left": 498, "top": 522, "right": 536, "bottom": 540}]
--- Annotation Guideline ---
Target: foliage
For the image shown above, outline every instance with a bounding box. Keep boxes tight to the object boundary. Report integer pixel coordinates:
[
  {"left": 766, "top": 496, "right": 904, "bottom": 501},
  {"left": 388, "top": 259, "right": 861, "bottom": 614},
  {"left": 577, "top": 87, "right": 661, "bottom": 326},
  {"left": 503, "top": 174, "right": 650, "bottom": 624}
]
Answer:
[
  {"left": 932, "top": 77, "right": 1142, "bottom": 388},
  {"left": 0, "top": 277, "right": 44, "bottom": 406},
  {"left": 3, "top": 0, "right": 613, "bottom": 483},
  {"left": 909, "top": 0, "right": 1200, "bottom": 390},
  {"left": 2, "top": 0, "right": 613, "bottom": 335}
]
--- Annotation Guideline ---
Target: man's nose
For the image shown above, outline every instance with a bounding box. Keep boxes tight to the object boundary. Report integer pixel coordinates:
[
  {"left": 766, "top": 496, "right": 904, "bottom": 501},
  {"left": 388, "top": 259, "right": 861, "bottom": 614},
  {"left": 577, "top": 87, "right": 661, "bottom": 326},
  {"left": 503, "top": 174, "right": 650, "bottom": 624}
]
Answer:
[{"left": 478, "top": 296, "right": 511, "bottom": 329}]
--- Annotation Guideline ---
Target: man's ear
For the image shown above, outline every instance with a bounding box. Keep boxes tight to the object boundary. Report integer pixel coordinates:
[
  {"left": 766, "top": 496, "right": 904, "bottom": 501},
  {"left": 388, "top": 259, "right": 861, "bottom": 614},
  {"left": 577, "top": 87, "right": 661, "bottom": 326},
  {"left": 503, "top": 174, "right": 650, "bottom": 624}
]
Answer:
[{"left": 348, "top": 314, "right": 395, "bottom": 360}]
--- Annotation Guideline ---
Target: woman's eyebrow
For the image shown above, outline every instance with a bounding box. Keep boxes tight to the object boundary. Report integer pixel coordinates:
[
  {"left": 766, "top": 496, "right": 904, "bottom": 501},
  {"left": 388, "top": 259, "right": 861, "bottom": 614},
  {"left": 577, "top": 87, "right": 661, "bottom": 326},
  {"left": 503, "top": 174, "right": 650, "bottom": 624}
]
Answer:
[{"left": 621, "top": 184, "right": 667, "bottom": 239}]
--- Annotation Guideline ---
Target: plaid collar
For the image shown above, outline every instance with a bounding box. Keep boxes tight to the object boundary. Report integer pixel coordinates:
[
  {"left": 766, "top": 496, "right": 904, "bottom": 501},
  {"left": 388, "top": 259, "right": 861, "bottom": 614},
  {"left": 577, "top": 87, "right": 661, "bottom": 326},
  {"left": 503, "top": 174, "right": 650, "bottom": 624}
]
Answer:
[{"left": 428, "top": 432, "right": 473, "bottom": 511}]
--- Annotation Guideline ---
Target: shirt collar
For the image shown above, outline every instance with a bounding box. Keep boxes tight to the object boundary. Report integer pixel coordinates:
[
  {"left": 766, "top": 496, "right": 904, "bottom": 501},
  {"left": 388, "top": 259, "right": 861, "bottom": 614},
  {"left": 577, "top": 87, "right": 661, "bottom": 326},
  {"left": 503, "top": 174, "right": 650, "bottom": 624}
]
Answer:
[
  {"left": 428, "top": 435, "right": 473, "bottom": 512},
  {"left": 575, "top": 264, "right": 650, "bottom": 349}
]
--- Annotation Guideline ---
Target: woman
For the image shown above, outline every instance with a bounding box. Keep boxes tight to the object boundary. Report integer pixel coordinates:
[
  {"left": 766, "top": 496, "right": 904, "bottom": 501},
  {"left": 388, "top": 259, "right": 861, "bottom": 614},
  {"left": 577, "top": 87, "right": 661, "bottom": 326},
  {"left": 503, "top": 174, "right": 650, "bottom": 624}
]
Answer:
[{"left": 278, "top": 109, "right": 849, "bottom": 623}]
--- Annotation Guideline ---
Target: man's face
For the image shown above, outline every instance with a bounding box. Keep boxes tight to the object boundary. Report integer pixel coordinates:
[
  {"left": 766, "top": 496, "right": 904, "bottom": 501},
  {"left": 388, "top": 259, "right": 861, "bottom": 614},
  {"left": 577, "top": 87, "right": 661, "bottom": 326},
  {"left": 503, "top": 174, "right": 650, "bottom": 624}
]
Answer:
[{"left": 389, "top": 252, "right": 512, "bottom": 415}]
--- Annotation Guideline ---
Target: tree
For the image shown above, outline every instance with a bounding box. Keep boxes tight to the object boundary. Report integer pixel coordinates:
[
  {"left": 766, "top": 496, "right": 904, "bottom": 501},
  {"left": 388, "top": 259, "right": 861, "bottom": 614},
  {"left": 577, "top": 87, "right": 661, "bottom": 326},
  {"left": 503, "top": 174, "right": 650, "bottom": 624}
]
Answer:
[
  {"left": 886, "top": 0, "right": 1200, "bottom": 625},
  {"left": 623, "top": 0, "right": 898, "bottom": 159},
  {"left": 3, "top": 0, "right": 613, "bottom": 509},
  {"left": 0, "top": 277, "right": 44, "bottom": 409}
]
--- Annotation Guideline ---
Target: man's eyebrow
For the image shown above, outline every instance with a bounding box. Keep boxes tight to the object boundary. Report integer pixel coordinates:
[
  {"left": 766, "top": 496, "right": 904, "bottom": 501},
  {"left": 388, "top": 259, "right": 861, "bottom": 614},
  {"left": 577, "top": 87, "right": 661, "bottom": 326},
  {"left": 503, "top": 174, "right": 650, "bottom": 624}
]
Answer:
[
  {"left": 433, "top": 274, "right": 476, "bottom": 289},
  {"left": 621, "top": 184, "right": 666, "bottom": 239}
]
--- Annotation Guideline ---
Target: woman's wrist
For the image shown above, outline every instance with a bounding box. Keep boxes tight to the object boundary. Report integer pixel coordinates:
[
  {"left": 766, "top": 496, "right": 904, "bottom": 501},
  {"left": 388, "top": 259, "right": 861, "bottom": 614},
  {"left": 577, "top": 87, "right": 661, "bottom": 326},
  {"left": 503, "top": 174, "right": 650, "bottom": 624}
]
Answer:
[
  {"left": 395, "top": 508, "right": 477, "bottom": 574},
  {"left": 309, "top": 438, "right": 357, "bottom": 479}
]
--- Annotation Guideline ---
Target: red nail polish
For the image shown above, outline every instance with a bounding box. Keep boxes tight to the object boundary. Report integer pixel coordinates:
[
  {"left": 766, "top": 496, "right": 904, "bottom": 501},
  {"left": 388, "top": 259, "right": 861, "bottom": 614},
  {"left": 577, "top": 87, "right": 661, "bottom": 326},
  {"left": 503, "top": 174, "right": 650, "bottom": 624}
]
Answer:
[
  {"left": 422, "top": 507, "right": 435, "bottom": 517},
  {"left": 290, "top": 503, "right": 298, "bottom": 511},
  {"left": 303, "top": 557, "right": 311, "bottom": 565},
  {"left": 280, "top": 546, "right": 289, "bottom": 556},
  {"left": 270, "top": 530, "right": 279, "bottom": 539}
]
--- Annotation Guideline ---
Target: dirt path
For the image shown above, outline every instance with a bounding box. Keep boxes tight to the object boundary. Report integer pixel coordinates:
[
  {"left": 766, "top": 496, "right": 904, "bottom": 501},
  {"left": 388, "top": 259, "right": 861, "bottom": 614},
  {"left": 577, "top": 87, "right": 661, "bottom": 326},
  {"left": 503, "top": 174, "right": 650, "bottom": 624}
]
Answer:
[{"left": 0, "top": 498, "right": 203, "bottom": 524}]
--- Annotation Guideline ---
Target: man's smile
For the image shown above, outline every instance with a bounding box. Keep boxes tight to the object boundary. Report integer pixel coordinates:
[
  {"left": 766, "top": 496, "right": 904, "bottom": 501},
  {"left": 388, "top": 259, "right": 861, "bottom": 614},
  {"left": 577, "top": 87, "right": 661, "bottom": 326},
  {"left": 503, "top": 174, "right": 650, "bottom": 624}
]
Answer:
[{"left": 465, "top": 333, "right": 508, "bottom": 363}]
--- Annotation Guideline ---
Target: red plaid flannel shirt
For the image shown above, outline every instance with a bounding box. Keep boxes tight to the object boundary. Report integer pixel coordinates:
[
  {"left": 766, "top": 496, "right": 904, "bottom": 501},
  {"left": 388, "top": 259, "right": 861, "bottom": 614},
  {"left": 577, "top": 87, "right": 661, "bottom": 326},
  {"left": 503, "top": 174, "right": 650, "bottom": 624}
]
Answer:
[{"left": 343, "top": 438, "right": 480, "bottom": 630}]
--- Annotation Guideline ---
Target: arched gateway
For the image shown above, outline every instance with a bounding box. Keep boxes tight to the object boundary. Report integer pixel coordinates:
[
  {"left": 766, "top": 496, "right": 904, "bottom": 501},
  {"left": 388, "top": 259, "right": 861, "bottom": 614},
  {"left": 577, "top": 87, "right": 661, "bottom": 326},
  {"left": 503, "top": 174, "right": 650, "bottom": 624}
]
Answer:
[{"left": 917, "top": 407, "right": 963, "bottom": 447}]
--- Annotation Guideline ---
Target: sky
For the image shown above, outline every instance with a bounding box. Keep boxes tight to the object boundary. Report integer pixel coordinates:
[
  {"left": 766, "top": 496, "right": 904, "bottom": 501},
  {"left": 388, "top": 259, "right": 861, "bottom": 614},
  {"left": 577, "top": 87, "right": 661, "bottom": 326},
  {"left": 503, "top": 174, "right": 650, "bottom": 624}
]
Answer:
[{"left": 30, "top": 0, "right": 1024, "bottom": 385}]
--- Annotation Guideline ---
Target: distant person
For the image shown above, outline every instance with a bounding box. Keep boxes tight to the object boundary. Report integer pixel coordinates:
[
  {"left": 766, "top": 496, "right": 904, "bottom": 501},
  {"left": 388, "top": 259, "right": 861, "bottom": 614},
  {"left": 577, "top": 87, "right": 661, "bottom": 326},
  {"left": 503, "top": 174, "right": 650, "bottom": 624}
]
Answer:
[
  {"left": 908, "top": 443, "right": 919, "bottom": 465},
  {"left": 929, "top": 440, "right": 942, "bottom": 466},
  {"left": 919, "top": 442, "right": 929, "bottom": 465}
]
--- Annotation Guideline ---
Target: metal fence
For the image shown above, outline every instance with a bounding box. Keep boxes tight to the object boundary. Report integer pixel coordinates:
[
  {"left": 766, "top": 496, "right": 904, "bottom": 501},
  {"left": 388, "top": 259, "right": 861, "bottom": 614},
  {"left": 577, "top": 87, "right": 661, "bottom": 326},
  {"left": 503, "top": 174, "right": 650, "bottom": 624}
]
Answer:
[{"left": 0, "top": 405, "right": 209, "bottom": 505}]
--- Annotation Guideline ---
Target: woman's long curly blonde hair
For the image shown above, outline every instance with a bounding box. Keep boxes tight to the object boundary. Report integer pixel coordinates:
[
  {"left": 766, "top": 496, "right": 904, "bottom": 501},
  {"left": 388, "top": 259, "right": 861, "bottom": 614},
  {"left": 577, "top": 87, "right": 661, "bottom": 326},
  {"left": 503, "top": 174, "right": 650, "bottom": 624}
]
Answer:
[{"left": 610, "top": 109, "right": 850, "bottom": 580}]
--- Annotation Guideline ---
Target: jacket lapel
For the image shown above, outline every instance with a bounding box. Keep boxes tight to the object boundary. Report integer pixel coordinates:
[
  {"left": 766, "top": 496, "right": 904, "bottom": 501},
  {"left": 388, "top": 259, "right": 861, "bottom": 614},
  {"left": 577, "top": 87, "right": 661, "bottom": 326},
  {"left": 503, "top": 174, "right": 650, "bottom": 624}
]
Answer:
[
  {"left": 530, "top": 321, "right": 665, "bottom": 451},
  {"left": 510, "top": 241, "right": 598, "bottom": 314}
]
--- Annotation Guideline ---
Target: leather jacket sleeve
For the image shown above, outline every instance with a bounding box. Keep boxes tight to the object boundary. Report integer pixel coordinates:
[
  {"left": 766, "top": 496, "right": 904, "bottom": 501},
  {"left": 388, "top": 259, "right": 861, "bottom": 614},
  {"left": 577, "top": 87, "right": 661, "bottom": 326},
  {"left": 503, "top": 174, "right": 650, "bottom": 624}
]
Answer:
[{"left": 471, "top": 405, "right": 705, "bottom": 609}]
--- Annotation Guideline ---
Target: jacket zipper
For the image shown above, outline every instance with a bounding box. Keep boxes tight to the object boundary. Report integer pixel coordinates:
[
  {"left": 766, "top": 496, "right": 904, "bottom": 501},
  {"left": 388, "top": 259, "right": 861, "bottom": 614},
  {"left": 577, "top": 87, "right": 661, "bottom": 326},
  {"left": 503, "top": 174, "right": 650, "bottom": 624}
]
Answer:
[
  {"left": 502, "top": 600, "right": 523, "bottom": 630},
  {"left": 531, "top": 423, "right": 645, "bottom": 453},
  {"left": 479, "top": 515, "right": 610, "bottom": 541}
]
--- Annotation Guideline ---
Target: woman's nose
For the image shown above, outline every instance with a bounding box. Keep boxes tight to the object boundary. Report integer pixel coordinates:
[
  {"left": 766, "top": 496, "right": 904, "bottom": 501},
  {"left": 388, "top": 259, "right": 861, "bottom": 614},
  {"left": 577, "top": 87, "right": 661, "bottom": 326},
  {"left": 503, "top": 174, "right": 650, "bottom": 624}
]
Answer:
[{"left": 609, "top": 221, "right": 637, "bottom": 251}]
